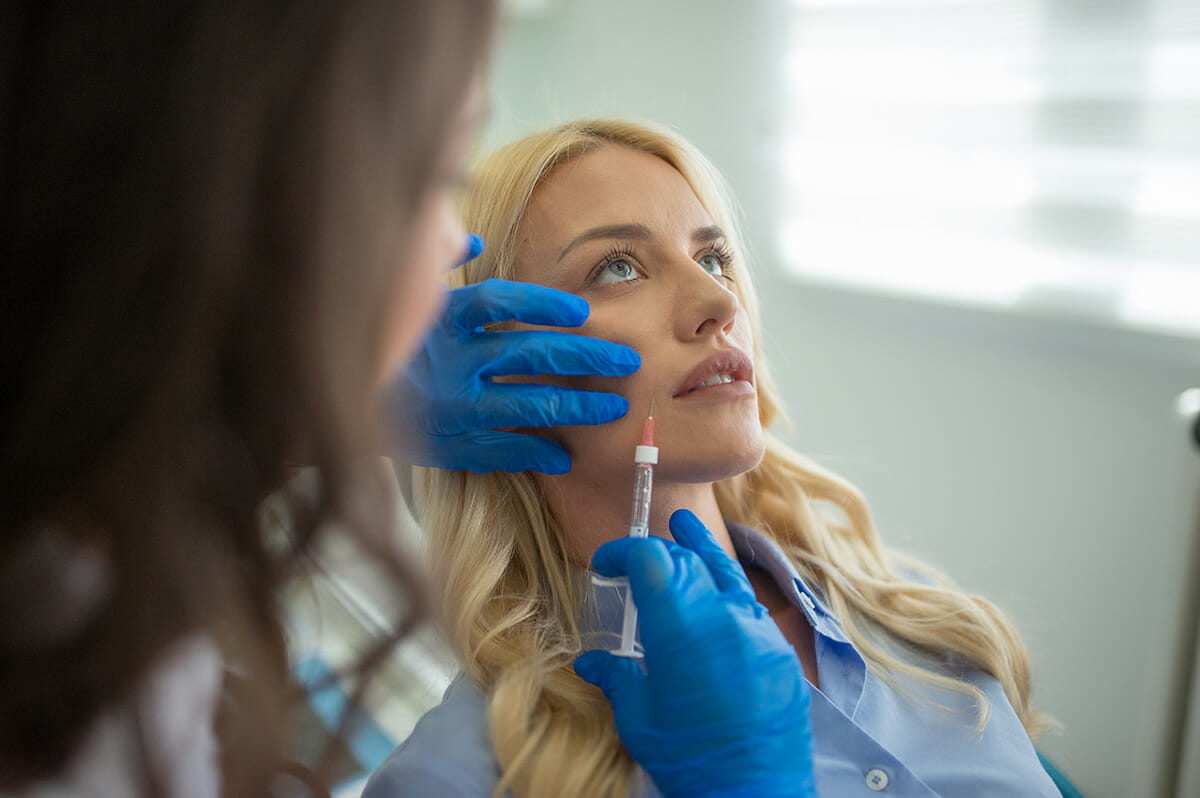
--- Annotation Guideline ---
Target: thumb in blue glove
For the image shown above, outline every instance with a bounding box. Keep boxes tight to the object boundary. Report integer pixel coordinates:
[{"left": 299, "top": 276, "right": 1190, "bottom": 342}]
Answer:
[
  {"left": 575, "top": 509, "right": 817, "bottom": 798},
  {"left": 388, "top": 236, "right": 641, "bottom": 474}
]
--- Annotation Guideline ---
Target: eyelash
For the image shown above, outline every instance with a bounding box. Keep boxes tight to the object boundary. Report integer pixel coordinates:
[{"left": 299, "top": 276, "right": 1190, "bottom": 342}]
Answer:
[
  {"left": 587, "top": 241, "right": 738, "bottom": 283},
  {"left": 589, "top": 243, "right": 640, "bottom": 283},
  {"left": 700, "top": 242, "right": 737, "bottom": 282}
]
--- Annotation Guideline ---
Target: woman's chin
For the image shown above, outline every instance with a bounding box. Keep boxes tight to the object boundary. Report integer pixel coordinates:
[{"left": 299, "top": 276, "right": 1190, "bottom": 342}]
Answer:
[{"left": 655, "top": 441, "right": 766, "bottom": 484}]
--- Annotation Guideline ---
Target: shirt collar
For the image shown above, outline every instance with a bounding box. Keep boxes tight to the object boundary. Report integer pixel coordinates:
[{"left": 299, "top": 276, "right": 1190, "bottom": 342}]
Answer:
[{"left": 727, "top": 521, "right": 850, "bottom": 644}]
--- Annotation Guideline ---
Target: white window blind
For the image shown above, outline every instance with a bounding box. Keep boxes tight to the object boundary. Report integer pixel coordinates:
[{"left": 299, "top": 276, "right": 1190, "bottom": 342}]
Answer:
[{"left": 781, "top": 0, "right": 1200, "bottom": 337}]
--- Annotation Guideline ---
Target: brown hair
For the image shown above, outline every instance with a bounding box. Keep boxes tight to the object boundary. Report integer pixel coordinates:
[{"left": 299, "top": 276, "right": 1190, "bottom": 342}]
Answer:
[{"left": 0, "top": 1, "right": 494, "bottom": 793}]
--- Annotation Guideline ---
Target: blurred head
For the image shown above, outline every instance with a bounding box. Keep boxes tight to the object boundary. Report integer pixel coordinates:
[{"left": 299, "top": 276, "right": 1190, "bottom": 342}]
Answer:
[
  {"left": 457, "top": 120, "right": 785, "bottom": 488},
  {"left": 1, "top": 0, "right": 493, "bottom": 789}
]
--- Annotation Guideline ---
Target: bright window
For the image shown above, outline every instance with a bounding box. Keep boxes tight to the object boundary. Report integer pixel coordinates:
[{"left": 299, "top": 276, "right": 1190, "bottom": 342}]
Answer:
[{"left": 781, "top": 0, "right": 1200, "bottom": 336}]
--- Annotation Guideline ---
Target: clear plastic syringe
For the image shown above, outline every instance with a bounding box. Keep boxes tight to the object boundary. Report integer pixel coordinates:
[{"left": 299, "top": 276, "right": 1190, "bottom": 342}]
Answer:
[{"left": 611, "top": 412, "right": 657, "bottom": 658}]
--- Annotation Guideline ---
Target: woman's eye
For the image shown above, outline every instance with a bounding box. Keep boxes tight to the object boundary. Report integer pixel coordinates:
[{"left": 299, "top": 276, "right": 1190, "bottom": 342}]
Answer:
[
  {"left": 698, "top": 253, "right": 725, "bottom": 277},
  {"left": 595, "top": 259, "right": 638, "bottom": 284}
]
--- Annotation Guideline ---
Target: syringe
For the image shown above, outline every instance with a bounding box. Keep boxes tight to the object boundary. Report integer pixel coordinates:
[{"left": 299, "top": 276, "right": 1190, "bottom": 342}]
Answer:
[{"left": 612, "top": 412, "right": 657, "bottom": 658}]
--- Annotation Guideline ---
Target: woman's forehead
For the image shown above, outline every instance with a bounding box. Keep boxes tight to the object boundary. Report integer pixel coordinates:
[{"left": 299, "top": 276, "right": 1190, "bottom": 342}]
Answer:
[{"left": 517, "top": 147, "right": 715, "bottom": 256}]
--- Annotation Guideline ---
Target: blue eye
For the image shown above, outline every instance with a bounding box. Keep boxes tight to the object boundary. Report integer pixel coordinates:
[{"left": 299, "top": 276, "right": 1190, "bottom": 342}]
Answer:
[
  {"left": 698, "top": 253, "right": 724, "bottom": 277},
  {"left": 698, "top": 244, "right": 736, "bottom": 282},
  {"left": 595, "top": 258, "right": 638, "bottom": 285}
]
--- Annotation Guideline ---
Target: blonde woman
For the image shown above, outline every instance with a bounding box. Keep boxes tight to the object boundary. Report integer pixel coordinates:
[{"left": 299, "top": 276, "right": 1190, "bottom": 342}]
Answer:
[{"left": 366, "top": 119, "right": 1060, "bottom": 798}]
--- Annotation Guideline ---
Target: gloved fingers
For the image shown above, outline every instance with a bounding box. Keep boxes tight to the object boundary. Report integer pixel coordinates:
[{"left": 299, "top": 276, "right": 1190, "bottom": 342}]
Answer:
[
  {"left": 453, "top": 233, "right": 485, "bottom": 268},
  {"left": 418, "top": 430, "right": 572, "bottom": 474},
  {"left": 622, "top": 540, "right": 733, "bottom": 648},
  {"left": 448, "top": 279, "right": 590, "bottom": 331},
  {"left": 592, "top": 536, "right": 723, "bottom": 635},
  {"left": 574, "top": 650, "right": 645, "bottom": 705},
  {"left": 668, "top": 509, "right": 756, "bottom": 601},
  {"left": 476, "top": 383, "right": 630, "bottom": 429},
  {"left": 590, "top": 535, "right": 672, "bottom": 580},
  {"left": 486, "top": 432, "right": 572, "bottom": 474},
  {"left": 479, "top": 330, "right": 640, "bottom": 379}
]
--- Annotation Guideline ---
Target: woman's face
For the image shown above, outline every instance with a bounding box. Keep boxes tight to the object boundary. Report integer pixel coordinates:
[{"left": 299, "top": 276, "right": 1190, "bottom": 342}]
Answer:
[
  {"left": 378, "top": 80, "right": 484, "bottom": 383},
  {"left": 511, "top": 145, "right": 765, "bottom": 484}
]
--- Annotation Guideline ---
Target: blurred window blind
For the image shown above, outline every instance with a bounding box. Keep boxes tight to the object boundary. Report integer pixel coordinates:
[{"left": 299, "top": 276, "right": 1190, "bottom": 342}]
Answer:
[{"left": 781, "top": 0, "right": 1200, "bottom": 336}]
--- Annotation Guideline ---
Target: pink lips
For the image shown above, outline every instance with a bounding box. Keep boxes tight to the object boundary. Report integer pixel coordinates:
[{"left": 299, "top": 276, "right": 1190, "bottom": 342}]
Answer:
[{"left": 672, "top": 349, "right": 755, "bottom": 398}]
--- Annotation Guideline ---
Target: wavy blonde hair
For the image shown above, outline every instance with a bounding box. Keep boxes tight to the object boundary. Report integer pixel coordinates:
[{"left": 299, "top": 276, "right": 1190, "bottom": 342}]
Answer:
[{"left": 414, "top": 118, "right": 1053, "bottom": 798}]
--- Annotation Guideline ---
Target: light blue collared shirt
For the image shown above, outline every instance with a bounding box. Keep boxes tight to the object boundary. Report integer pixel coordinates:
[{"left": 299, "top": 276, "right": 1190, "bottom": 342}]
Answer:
[{"left": 364, "top": 523, "right": 1060, "bottom": 797}]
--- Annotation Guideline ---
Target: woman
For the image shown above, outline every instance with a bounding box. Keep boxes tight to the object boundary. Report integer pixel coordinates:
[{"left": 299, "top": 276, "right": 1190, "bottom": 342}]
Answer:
[
  {"left": 0, "top": 2, "right": 499, "bottom": 793},
  {"left": 367, "top": 119, "right": 1061, "bottom": 797}
]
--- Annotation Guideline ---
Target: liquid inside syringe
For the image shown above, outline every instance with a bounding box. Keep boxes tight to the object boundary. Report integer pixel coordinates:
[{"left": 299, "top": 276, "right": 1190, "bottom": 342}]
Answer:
[
  {"left": 613, "top": 412, "right": 657, "bottom": 657},
  {"left": 628, "top": 415, "right": 656, "bottom": 538}
]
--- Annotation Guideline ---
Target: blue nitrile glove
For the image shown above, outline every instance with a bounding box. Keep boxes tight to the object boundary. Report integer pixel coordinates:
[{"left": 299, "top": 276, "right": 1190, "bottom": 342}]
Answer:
[
  {"left": 575, "top": 509, "right": 817, "bottom": 798},
  {"left": 390, "top": 264, "right": 641, "bottom": 474}
]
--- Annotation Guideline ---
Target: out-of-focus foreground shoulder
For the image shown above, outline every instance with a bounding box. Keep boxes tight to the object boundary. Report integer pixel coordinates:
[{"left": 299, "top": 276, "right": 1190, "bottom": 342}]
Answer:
[{"left": 362, "top": 675, "right": 501, "bottom": 798}]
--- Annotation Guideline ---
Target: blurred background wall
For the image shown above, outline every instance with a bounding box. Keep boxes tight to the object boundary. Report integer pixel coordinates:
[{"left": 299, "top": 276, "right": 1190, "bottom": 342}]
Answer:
[{"left": 479, "top": 1, "right": 1200, "bottom": 796}]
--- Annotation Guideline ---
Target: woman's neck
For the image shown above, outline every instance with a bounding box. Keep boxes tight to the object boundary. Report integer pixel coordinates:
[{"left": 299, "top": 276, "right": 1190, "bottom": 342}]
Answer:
[{"left": 536, "top": 466, "right": 736, "bottom": 566}]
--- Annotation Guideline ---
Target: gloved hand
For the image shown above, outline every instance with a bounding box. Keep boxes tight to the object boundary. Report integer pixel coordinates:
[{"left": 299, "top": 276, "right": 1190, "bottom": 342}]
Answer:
[
  {"left": 575, "top": 510, "right": 817, "bottom": 798},
  {"left": 389, "top": 252, "right": 641, "bottom": 473}
]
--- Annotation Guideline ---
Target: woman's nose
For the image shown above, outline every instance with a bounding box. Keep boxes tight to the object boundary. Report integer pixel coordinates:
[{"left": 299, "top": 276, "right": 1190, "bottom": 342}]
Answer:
[{"left": 673, "top": 261, "right": 739, "bottom": 340}]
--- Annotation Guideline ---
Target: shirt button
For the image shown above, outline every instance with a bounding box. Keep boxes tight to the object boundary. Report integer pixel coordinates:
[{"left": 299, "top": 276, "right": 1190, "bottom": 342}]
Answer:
[{"left": 865, "top": 768, "right": 890, "bottom": 791}]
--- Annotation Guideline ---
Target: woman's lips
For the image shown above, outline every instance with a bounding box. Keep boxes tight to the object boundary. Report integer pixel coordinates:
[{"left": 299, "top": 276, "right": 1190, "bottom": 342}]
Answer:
[{"left": 673, "top": 349, "right": 755, "bottom": 399}]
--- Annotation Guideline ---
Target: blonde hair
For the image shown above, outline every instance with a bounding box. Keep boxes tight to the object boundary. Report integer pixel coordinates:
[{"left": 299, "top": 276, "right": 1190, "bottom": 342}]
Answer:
[{"left": 415, "top": 119, "right": 1053, "bottom": 798}]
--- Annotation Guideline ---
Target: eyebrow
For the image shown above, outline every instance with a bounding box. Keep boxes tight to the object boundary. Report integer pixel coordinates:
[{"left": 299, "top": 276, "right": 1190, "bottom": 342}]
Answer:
[
  {"left": 692, "top": 225, "right": 726, "bottom": 244},
  {"left": 558, "top": 223, "right": 652, "bottom": 262},
  {"left": 557, "top": 223, "right": 728, "bottom": 262}
]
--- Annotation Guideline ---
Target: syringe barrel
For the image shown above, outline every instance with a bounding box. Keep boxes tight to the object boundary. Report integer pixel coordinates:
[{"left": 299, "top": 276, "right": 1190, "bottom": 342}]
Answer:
[{"left": 629, "top": 462, "right": 653, "bottom": 536}]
